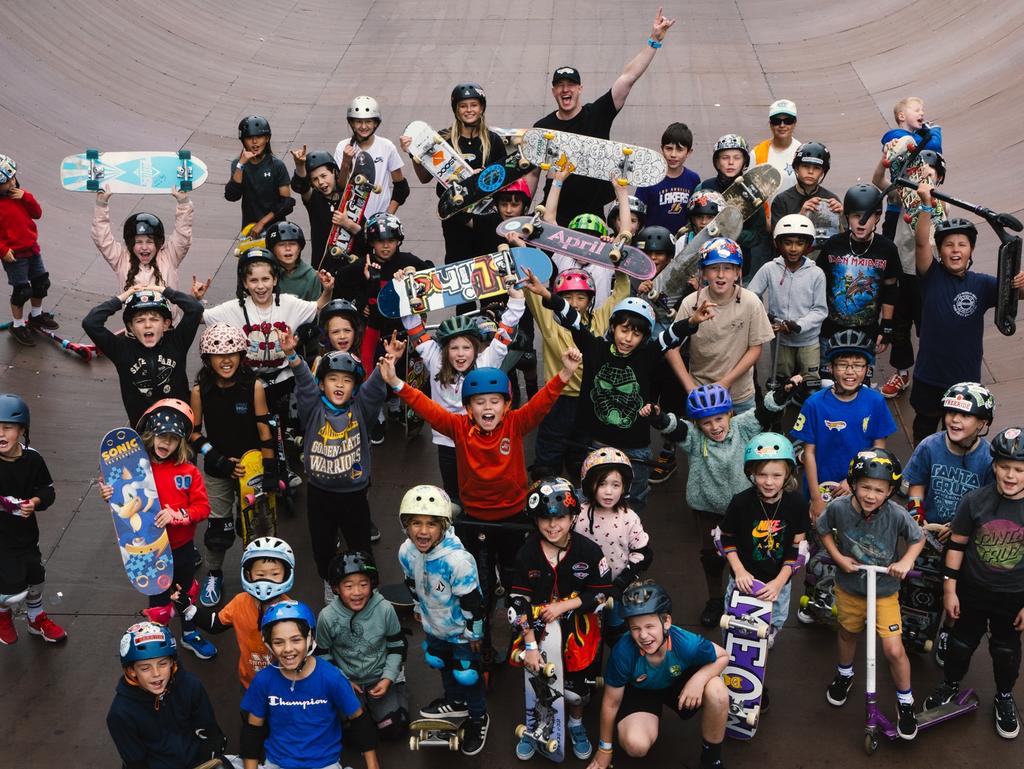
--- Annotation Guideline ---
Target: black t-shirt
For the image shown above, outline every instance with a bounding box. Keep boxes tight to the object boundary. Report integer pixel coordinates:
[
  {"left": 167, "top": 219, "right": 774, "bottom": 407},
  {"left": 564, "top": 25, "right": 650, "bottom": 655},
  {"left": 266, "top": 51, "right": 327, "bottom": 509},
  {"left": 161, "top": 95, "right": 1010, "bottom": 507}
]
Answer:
[
  {"left": 224, "top": 154, "right": 292, "bottom": 227},
  {"left": 510, "top": 531, "right": 613, "bottom": 613},
  {"left": 769, "top": 184, "right": 840, "bottom": 232},
  {"left": 534, "top": 90, "right": 620, "bottom": 225},
  {"left": 0, "top": 448, "right": 55, "bottom": 551},
  {"left": 815, "top": 232, "right": 901, "bottom": 337},
  {"left": 197, "top": 380, "right": 262, "bottom": 472},
  {"left": 720, "top": 487, "right": 809, "bottom": 582},
  {"left": 296, "top": 183, "right": 342, "bottom": 267},
  {"left": 953, "top": 484, "right": 1024, "bottom": 595}
]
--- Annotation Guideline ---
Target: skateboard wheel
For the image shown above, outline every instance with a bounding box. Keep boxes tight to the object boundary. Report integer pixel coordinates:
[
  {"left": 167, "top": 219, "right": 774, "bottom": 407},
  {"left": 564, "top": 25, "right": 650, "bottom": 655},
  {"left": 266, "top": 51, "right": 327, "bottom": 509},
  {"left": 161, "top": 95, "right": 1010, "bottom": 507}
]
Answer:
[
  {"left": 594, "top": 676, "right": 604, "bottom": 688},
  {"left": 372, "top": 185, "right": 382, "bottom": 194},
  {"left": 409, "top": 736, "right": 419, "bottom": 750},
  {"left": 516, "top": 156, "right": 531, "bottom": 170},
  {"left": 756, "top": 623, "right": 769, "bottom": 640},
  {"left": 178, "top": 149, "right": 191, "bottom": 159},
  {"left": 923, "top": 639, "right": 933, "bottom": 653},
  {"left": 86, "top": 148, "right": 100, "bottom": 160},
  {"left": 520, "top": 223, "right": 535, "bottom": 237},
  {"left": 615, "top": 177, "right": 628, "bottom": 187},
  {"left": 830, "top": 604, "right": 838, "bottom": 617},
  {"left": 330, "top": 245, "right": 343, "bottom": 257},
  {"left": 452, "top": 194, "right": 464, "bottom": 205},
  {"left": 87, "top": 179, "right": 100, "bottom": 191},
  {"left": 449, "top": 735, "right": 459, "bottom": 751},
  {"left": 497, "top": 243, "right": 510, "bottom": 253},
  {"left": 719, "top": 615, "right": 731, "bottom": 630},
  {"left": 245, "top": 494, "right": 255, "bottom": 505},
  {"left": 745, "top": 705, "right": 760, "bottom": 726},
  {"left": 412, "top": 154, "right": 422, "bottom": 165},
  {"left": 433, "top": 134, "right": 444, "bottom": 144},
  {"left": 622, "top": 147, "right": 633, "bottom": 156},
  {"left": 515, "top": 724, "right": 527, "bottom": 739},
  {"left": 609, "top": 247, "right": 622, "bottom": 263},
  {"left": 541, "top": 662, "right": 556, "bottom": 678},
  {"left": 903, "top": 212, "right": 913, "bottom": 223},
  {"left": 546, "top": 739, "right": 559, "bottom": 753},
  {"left": 353, "top": 175, "right": 367, "bottom": 185},
  {"left": 540, "top": 162, "right": 551, "bottom": 171},
  {"left": 543, "top": 131, "right": 555, "bottom": 140}
]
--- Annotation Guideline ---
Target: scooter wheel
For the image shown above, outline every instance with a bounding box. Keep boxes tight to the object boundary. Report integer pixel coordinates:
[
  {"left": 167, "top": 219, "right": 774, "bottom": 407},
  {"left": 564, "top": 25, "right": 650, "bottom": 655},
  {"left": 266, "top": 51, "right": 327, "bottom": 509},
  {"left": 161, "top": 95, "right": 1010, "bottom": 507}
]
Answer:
[{"left": 863, "top": 732, "right": 878, "bottom": 755}]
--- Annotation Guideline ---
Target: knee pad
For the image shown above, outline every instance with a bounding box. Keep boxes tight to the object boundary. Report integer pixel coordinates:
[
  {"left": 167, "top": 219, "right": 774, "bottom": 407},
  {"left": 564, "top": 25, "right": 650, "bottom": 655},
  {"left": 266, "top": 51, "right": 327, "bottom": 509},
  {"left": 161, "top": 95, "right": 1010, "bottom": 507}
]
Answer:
[
  {"left": 700, "top": 548, "right": 725, "bottom": 577},
  {"left": 10, "top": 283, "right": 32, "bottom": 307},
  {"left": 945, "top": 629, "right": 979, "bottom": 666},
  {"left": 30, "top": 271, "right": 50, "bottom": 299},
  {"left": 564, "top": 678, "right": 591, "bottom": 707},
  {"left": 0, "top": 589, "right": 28, "bottom": 607},
  {"left": 376, "top": 707, "right": 409, "bottom": 740},
  {"left": 142, "top": 602, "right": 175, "bottom": 626},
  {"left": 451, "top": 657, "right": 480, "bottom": 686},
  {"left": 989, "top": 637, "right": 1022, "bottom": 678},
  {"left": 204, "top": 517, "right": 236, "bottom": 552},
  {"left": 422, "top": 640, "right": 448, "bottom": 670}
]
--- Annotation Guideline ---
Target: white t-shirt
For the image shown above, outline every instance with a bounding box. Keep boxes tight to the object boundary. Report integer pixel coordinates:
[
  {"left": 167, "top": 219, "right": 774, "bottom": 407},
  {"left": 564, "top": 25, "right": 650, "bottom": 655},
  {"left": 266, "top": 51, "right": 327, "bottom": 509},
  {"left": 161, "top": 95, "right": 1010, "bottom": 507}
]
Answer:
[
  {"left": 333, "top": 135, "right": 404, "bottom": 217},
  {"left": 767, "top": 138, "right": 801, "bottom": 199}
]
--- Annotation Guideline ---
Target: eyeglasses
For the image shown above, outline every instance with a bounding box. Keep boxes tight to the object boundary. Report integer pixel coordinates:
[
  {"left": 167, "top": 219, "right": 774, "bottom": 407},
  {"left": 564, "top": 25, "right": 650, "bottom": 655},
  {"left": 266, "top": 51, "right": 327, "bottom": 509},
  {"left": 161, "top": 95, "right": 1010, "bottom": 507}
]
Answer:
[
  {"left": 833, "top": 363, "right": 867, "bottom": 372},
  {"left": 770, "top": 116, "right": 796, "bottom": 126}
]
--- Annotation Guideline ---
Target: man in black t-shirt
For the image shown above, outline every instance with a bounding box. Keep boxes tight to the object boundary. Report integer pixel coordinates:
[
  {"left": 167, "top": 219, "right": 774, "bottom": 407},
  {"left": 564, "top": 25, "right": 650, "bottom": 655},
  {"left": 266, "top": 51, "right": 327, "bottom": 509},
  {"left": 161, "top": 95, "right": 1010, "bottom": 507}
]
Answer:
[{"left": 531, "top": 8, "right": 676, "bottom": 225}]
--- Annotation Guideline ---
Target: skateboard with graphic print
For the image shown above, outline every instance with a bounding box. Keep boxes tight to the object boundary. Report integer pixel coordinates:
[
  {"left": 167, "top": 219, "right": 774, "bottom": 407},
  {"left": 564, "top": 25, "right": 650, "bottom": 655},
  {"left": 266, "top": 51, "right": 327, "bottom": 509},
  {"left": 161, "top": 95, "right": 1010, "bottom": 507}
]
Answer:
[
  {"left": 437, "top": 150, "right": 534, "bottom": 220},
  {"left": 320, "top": 150, "right": 379, "bottom": 269},
  {"left": 720, "top": 580, "right": 771, "bottom": 739},
  {"left": 237, "top": 450, "right": 279, "bottom": 545},
  {"left": 60, "top": 150, "right": 208, "bottom": 193},
  {"left": 519, "top": 129, "right": 666, "bottom": 188}
]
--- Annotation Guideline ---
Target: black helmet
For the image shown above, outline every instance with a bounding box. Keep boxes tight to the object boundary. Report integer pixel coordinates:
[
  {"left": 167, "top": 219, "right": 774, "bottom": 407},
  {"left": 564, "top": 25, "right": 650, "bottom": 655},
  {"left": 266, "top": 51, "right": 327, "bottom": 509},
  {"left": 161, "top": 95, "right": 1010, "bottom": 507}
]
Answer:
[
  {"left": 237, "top": 247, "right": 279, "bottom": 278},
  {"left": 122, "top": 289, "right": 172, "bottom": 327},
  {"left": 991, "top": 427, "right": 1024, "bottom": 463},
  {"left": 843, "top": 183, "right": 883, "bottom": 216},
  {"left": 450, "top": 83, "right": 487, "bottom": 112},
  {"left": 315, "top": 351, "right": 365, "bottom": 387},
  {"left": 934, "top": 218, "right": 977, "bottom": 249},
  {"left": 365, "top": 212, "right": 404, "bottom": 244},
  {"left": 328, "top": 550, "right": 379, "bottom": 588},
  {"left": 319, "top": 298, "right": 362, "bottom": 329},
  {"left": 847, "top": 448, "right": 902, "bottom": 490},
  {"left": 123, "top": 213, "right": 165, "bottom": 250},
  {"left": 635, "top": 225, "right": 674, "bottom": 254},
  {"left": 305, "top": 150, "right": 338, "bottom": 175},
  {"left": 525, "top": 477, "right": 581, "bottom": 519},
  {"left": 793, "top": 141, "right": 831, "bottom": 174},
  {"left": 917, "top": 150, "right": 946, "bottom": 184},
  {"left": 436, "top": 314, "right": 483, "bottom": 346},
  {"left": 238, "top": 115, "right": 271, "bottom": 139},
  {"left": 941, "top": 382, "right": 994, "bottom": 422},
  {"left": 825, "top": 328, "right": 875, "bottom": 365},
  {"left": 621, "top": 581, "right": 672, "bottom": 618},
  {"left": 266, "top": 221, "right": 306, "bottom": 251}
]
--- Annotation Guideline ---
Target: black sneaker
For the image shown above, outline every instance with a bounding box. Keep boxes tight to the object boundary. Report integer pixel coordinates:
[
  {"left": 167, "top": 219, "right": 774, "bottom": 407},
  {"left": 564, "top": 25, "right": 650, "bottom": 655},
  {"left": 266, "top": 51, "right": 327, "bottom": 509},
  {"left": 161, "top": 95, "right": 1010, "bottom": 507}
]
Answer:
[
  {"left": 27, "top": 311, "right": 59, "bottom": 330},
  {"left": 10, "top": 325, "right": 35, "bottom": 346},
  {"left": 648, "top": 454, "right": 677, "bottom": 485},
  {"left": 461, "top": 713, "right": 489, "bottom": 756},
  {"left": 760, "top": 687, "right": 770, "bottom": 713},
  {"left": 995, "top": 694, "right": 1020, "bottom": 739},
  {"left": 896, "top": 702, "right": 918, "bottom": 740},
  {"left": 934, "top": 627, "right": 949, "bottom": 667},
  {"left": 370, "top": 418, "right": 386, "bottom": 445},
  {"left": 700, "top": 598, "right": 722, "bottom": 628},
  {"left": 826, "top": 673, "right": 854, "bottom": 706},
  {"left": 924, "top": 681, "right": 959, "bottom": 711},
  {"left": 369, "top": 521, "right": 381, "bottom": 543},
  {"left": 419, "top": 697, "right": 469, "bottom": 719}
]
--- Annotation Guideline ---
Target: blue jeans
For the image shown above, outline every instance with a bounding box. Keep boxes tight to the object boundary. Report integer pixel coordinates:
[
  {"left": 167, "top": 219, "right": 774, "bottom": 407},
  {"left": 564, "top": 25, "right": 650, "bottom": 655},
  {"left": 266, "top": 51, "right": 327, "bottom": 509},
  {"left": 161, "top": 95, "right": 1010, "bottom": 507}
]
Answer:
[
  {"left": 424, "top": 634, "right": 487, "bottom": 718},
  {"left": 724, "top": 575, "right": 792, "bottom": 633},
  {"left": 732, "top": 396, "right": 755, "bottom": 415}
]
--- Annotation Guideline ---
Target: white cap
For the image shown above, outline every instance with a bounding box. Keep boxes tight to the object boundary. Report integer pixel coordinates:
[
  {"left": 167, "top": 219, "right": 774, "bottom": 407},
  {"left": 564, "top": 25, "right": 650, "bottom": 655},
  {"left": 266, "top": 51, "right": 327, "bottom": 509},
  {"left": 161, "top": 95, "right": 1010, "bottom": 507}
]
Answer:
[{"left": 769, "top": 99, "right": 797, "bottom": 118}]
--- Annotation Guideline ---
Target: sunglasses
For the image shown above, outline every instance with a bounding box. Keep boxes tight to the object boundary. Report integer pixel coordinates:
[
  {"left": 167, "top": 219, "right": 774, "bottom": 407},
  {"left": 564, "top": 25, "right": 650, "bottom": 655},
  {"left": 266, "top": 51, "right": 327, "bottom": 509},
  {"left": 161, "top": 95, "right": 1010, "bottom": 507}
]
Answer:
[{"left": 770, "top": 116, "right": 796, "bottom": 125}]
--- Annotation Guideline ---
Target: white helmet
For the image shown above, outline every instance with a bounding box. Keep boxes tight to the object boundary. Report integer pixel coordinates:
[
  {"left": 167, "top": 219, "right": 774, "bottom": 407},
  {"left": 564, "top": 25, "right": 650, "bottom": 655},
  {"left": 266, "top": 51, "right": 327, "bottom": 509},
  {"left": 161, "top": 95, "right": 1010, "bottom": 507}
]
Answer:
[
  {"left": 347, "top": 95, "right": 381, "bottom": 121},
  {"left": 241, "top": 537, "right": 295, "bottom": 601},
  {"left": 773, "top": 213, "right": 815, "bottom": 241},
  {"left": 399, "top": 484, "right": 453, "bottom": 530}
]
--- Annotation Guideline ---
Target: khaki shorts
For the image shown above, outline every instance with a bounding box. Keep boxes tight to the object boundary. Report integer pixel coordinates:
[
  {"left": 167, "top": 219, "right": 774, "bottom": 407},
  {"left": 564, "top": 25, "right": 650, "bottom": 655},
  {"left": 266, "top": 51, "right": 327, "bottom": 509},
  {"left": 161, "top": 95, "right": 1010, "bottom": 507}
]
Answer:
[
  {"left": 834, "top": 585, "right": 903, "bottom": 638},
  {"left": 776, "top": 343, "right": 820, "bottom": 382}
]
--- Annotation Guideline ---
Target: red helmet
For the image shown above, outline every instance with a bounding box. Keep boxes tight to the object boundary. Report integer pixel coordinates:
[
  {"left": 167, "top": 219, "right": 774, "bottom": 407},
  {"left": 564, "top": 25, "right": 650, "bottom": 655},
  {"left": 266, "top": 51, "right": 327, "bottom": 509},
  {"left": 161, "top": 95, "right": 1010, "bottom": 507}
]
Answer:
[
  {"left": 496, "top": 178, "right": 531, "bottom": 202},
  {"left": 553, "top": 269, "right": 595, "bottom": 295},
  {"left": 137, "top": 398, "right": 195, "bottom": 438}
]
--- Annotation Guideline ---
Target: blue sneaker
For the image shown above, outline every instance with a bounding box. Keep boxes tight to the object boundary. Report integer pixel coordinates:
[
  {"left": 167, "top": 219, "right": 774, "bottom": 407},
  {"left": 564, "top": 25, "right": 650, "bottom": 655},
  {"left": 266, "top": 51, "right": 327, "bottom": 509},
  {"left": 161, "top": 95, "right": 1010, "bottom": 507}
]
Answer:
[
  {"left": 568, "top": 723, "right": 592, "bottom": 759},
  {"left": 515, "top": 734, "right": 535, "bottom": 760},
  {"left": 200, "top": 574, "right": 222, "bottom": 607},
  {"left": 180, "top": 631, "right": 217, "bottom": 660}
]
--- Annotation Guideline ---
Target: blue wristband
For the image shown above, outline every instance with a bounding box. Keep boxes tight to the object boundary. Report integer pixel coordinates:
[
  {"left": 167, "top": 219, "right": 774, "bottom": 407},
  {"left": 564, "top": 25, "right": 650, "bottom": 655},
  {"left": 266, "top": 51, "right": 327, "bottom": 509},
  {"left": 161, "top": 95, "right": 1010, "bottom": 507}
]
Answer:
[
  {"left": 648, "top": 37, "right": 662, "bottom": 49},
  {"left": 286, "top": 353, "right": 299, "bottom": 363},
  {"left": 598, "top": 740, "right": 614, "bottom": 751},
  {"left": 919, "top": 204, "right": 935, "bottom": 214},
  {"left": 553, "top": 180, "right": 563, "bottom": 188}
]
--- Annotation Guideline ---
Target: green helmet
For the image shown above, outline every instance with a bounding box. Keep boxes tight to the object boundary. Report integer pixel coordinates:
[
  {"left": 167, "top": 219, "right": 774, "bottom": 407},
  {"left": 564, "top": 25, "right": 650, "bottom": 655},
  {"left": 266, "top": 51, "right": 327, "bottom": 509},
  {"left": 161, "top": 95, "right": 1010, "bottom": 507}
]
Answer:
[
  {"left": 743, "top": 432, "right": 797, "bottom": 476},
  {"left": 436, "top": 314, "right": 483, "bottom": 346},
  {"left": 568, "top": 213, "right": 609, "bottom": 238}
]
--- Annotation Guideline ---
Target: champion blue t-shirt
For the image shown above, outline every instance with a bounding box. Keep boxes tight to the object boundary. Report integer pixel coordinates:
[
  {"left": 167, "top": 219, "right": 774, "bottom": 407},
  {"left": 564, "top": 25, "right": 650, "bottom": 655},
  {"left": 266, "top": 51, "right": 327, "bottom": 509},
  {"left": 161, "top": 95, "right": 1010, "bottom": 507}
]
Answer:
[
  {"left": 636, "top": 168, "right": 701, "bottom": 233},
  {"left": 605, "top": 625, "right": 717, "bottom": 690},
  {"left": 903, "top": 432, "right": 994, "bottom": 524},
  {"left": 242, "top": 658, "right": 361, "bottom": 768}
]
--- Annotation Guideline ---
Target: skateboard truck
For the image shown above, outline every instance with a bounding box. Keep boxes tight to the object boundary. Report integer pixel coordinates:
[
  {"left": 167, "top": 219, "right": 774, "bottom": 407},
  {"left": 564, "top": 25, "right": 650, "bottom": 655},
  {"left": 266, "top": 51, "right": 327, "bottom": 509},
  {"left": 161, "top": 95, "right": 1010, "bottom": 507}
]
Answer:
[
  {"left": 608, "top": 231, "right": 632, "bottom": 263},
  {"left": 404, "top": 274, "right": 427, "bottom": 314},
  {"left": 617, "top": 146, "right": 634, "bottom": 186},
  {"left": 493, "top": 244, "right": 519, "bottom": 289},
  {"left": 86, "top": 148, "right": 103, "bottom": 191}
]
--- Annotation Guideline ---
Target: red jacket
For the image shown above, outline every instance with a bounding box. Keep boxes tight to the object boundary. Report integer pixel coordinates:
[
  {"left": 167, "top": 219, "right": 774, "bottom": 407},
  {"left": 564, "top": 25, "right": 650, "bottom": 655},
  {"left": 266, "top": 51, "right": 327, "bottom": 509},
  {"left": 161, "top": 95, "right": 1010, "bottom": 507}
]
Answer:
[
  {"left": 0, "top": 191, "right": 42, "bottom": 256},
  {"left": 152, "top": 460, "right": 210, "bottom": 550},
  {"left": 398, "top": 375, "right": 566, "bottom": 520}
]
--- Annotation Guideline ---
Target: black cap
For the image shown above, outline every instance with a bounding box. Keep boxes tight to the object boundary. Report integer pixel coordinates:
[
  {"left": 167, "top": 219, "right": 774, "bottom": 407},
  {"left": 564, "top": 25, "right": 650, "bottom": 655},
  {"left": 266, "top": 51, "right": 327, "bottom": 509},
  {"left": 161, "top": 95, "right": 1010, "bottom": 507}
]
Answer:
[{"left": 551, "top": 66, "right": 581, "bottom": 85}]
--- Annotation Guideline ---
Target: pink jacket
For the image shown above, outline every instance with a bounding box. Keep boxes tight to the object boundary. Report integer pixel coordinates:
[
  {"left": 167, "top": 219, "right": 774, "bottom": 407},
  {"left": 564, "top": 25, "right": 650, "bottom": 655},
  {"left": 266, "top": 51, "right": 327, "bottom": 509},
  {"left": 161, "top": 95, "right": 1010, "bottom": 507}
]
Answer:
[{"left": 91, "top": 198, "right": 193, "bottom": 291}]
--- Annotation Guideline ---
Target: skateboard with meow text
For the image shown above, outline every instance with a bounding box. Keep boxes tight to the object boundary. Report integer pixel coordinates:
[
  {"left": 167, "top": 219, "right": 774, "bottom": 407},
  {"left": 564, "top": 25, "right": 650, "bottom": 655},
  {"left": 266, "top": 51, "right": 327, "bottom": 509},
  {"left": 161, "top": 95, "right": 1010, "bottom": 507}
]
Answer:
[
  {"left": 720, "top": 580, "right": 771, "bottom": 739},
  {"left": 519, "top": 128, "right": 666, "bottom": 188},
  {"left": 60, "top": 150, "right": 207, "bottom": 194},
  {"left": 320, "top": 150, "right": 378, "bottom": 270}
]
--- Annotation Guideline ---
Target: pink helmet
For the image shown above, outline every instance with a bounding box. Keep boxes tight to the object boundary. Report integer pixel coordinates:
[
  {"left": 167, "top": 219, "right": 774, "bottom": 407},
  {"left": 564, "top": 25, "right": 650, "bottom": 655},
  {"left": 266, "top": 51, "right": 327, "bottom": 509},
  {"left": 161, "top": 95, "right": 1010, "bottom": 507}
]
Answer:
[
  {"left": 200, "top": 323, "right": 249, "bottom": 356},
  {"left": 497, "top": 178, "right": 531, "bottom": 201},
  {"left": 553, "top": 269, "right": 595, "bottom": 295}
]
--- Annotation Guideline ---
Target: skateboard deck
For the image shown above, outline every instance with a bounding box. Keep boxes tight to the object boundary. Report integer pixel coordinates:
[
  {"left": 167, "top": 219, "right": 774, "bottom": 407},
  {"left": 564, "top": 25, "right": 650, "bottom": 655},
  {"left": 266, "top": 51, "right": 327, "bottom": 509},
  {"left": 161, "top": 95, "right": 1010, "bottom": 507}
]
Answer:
[
  {"left": 320, "top": 150, "right": 378, "bottom": 270},
  {"left": 408, "top": 717, "right": 464, "bottom": 751},
  {"left": 237, "top": 450, "right": 277, "bottom": 545},
  {"left": 720, "top": 165, "right": 782, "bottom": 224},
  {"left": 379, "top": 581, "right": 415, "bottom": 610},
  {"left": 404, "top": 120, "right": 476, "bottom": 186},
  {"left": 798, "top": 482, "right": 841, "bottom": 626},
  {"left": 519, "top": 128, "right": 666, "bottom": 187},
  {"left": 900, "top": 525, "right": 945, "bottom": 654},
  {"left": 498, "top": 210, "right": 656, "bottom": 280},
  {"left": 403, "top": 341, "right": 428, "bottom": 439},
  {"left": 513, "top": 619, "right": 566, "bottom": 761},
  {"left": 233, "top": 223, "right": 267, "bottom": 257},
  {"left": 720, "top": 579, "right": 772, "bottom": 739},
  {"left": 100, "top": 427, "right": 173, "bottom": 596},
  {"left": 437, "top": 150, "right": 534, "bottom": 219},
  {"left": 61, "top": 150, "right": 207, "bottom": 194},
  {"left": 376, "top": 246, "right": 552, "bottom": 318}
]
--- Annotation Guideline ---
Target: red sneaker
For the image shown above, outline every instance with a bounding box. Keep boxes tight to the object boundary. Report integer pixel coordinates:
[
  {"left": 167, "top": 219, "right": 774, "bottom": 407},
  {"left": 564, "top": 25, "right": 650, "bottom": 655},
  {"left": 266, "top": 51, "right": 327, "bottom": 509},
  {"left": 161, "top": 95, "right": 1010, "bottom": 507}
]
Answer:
[
  {"left": 881, "top": 372, "right": 910, "bottom": 399},
  {"left": 0, "top": 610, "right": 17, "bottom": 645},
  {"left": 27, "top": 612, "right": 67, "bottom": 643}
]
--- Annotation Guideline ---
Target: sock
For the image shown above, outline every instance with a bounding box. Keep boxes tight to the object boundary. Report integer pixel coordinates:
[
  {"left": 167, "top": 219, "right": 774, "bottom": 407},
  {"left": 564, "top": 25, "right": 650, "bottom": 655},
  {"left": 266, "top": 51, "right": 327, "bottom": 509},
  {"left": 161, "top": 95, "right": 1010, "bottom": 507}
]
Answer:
[
  {"left": 29, "top": 308, "right": 41, "bottom": 317},
  {"left": 12, "top": 318, "right": 25, "bottom": 327},
  {"left": 700, "top": 738, "right": 722, "bottom": 766},
  {"left": 897, "top": 688, "right": 914, "bottom": 706},
  {"left": 838, "top": 664, "right": 854, "bottom": 678},
  {"left": 25, "top": 586, "right": 43, "bottom": 621},
  {"left": 567, "top": 716, "right": 583, "bottom": 728}
]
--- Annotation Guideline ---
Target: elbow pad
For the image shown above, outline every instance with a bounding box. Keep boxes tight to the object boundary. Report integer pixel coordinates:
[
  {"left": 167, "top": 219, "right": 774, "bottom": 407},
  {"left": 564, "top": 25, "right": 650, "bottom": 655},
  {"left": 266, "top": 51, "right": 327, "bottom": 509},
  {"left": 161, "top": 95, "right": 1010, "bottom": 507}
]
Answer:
[
  {"left": 290, "top": 172, "right": 310, "bottom": 195},
  {"left": 239, "top": 722, "right": 265, "bottom": 760},
  {"left": 459, "top": 590, "right": 485, "bottom": 622},
  {"left": 346, "top": 709, "right": 379, "bottom": 753},
  {"left": 386, "top": 629, "right": 409, "bottom": 661},
  {"left": 880, "top": 280, "right": 899, "bottom": 306},
  {"left": 391, "top": 177, "right": 410, "bottom": 205}
]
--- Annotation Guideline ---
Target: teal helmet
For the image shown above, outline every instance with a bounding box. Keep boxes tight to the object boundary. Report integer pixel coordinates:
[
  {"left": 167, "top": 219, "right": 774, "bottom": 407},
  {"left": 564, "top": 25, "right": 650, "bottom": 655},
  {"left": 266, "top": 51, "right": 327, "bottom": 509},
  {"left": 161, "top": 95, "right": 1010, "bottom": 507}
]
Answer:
[{"left": 743, "top": 432, "right": 797, "bottom": 476}]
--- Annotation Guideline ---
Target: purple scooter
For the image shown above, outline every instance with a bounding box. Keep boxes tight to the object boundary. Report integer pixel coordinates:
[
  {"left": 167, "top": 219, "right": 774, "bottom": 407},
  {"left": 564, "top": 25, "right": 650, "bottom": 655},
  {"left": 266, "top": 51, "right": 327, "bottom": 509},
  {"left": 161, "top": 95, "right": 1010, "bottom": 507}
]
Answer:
[{"left": 857, "top": 564, "right": 978, "bottom": 755}]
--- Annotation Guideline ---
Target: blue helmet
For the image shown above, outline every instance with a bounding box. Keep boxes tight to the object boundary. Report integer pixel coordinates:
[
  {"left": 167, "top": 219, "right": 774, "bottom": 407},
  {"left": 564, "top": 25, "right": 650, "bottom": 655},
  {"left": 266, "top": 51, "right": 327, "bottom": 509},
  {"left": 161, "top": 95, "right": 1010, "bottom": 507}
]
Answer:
[
  {"left": 686, "top": 383, "right": 733, "bottom": 420},
  {"left": 0, "top": 393, "right": 29, "bottom": 427},
  {"left": 119, "top": 621, "right": 177, "bottom": 665},
  {"left": 698, "top": 237, "right": 744, "bottom": 269},
  {"left": 461, "top": 367, "right": 511, "bottom": 404},
  {"left": 260, "top": 599, "right": 317, "bottom": 644},
  {"left": 241, "top": 537, "right": 295, "bottom": 601},
  {"left": 609, "top": 297, "right": 655, "bottom": 337}
]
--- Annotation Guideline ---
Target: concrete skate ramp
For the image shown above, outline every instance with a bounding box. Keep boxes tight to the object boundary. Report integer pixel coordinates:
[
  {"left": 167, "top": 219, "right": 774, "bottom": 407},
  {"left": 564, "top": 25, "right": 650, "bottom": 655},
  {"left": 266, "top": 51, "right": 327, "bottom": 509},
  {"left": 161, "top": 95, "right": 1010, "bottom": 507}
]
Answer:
[{"left": 1, "top": 2, "right": 1022, "bottom": 766}]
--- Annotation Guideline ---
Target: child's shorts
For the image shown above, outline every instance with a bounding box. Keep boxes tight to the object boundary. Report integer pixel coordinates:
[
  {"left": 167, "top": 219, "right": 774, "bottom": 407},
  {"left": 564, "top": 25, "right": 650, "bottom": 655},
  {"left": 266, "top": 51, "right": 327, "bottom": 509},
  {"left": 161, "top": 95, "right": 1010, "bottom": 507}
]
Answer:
[
  {"left": 360, "top": 678, "right": 409, "bottom": 736},
  {"left": 835, "top": 585, "right": 902, "bottom": 637},
  {"left": 617, "top": 670, "right": 701, "bottom": 721},
  {"left": 0, "top": 544, "right": 44, "bottom": 594},
  {"left": 2, "top": 251, "right": 47, "bottom": 287}
]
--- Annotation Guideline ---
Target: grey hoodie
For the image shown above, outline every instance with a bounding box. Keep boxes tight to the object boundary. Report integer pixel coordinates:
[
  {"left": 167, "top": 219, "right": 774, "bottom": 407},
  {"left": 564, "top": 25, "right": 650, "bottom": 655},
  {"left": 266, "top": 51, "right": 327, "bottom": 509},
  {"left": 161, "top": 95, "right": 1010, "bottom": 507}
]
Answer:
[
  {"left": 747, "top": 256, "right": 827, "bottom": 347},
  {"left": 316, "top": 591, "right": 405, "bottom": 687}
]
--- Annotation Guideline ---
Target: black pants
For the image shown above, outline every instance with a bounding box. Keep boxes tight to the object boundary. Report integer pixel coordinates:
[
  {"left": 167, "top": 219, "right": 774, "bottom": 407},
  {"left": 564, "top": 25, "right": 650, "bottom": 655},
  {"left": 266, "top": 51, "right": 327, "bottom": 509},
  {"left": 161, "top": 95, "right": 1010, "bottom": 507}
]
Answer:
[
  {"left": 442, "top": 216, "right": 477, "bottom": 315},
  {"left": 909, "top": 377, "right": 946, "bottom": 445},
  {"left": 945, "top": 582, "right": 1024, "bottom": 693},
  {"left": 306, "top": 484, "right": 372, "bottom": 580},
  {"left": 890, "top": 273, "right": 922, "bottom": 371},
  {"left": 151, "top": 542, "right": 197, "bottom": 633},
  {"left": 437, "top": 444, "right": 460, "bottom": 506}
]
